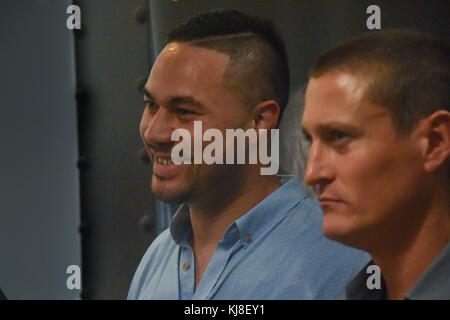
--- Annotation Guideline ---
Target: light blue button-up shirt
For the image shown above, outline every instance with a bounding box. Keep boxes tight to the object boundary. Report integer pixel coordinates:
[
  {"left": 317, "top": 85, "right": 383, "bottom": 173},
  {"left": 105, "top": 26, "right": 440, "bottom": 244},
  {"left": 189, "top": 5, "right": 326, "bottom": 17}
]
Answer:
[{"left": 128, "top": 176, "right": 370, "bottom": 299}]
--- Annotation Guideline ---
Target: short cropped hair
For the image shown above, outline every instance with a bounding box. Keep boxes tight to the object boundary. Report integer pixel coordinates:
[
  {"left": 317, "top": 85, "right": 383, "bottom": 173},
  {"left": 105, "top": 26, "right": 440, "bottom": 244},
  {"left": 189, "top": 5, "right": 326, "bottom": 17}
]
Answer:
[
  {"left": 167, "top": 9, "right": 290, "bottom": 127},
  {"left": 309, "top": 29, "right": 450, "bottom": 133}
]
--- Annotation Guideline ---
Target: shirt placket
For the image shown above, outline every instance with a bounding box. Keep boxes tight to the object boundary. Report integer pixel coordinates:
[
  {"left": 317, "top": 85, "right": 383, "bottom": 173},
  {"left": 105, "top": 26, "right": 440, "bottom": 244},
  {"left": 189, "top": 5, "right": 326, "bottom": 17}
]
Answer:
[
  {"left": 178, "top": 245, "right": 195, "bottom": 300},
  {"left": 193, "top": 224, "right": 244, "bottom": 300}
]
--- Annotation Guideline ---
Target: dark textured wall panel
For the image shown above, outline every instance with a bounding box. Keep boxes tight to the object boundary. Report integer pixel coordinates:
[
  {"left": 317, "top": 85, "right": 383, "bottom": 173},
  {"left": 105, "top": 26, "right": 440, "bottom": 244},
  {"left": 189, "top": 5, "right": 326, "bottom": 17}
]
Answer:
[{"left": 74, "top": 0, "right": 155, "bottom": 300}]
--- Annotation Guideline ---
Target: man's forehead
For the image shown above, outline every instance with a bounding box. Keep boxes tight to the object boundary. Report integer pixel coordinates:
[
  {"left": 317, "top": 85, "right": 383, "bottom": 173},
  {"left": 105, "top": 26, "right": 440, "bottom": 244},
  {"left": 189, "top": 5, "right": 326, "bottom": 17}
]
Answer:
[
  {"left": 159, "top": 42, "right": 231, "bottom": 68},
  {"left": 151, "top": 42, "right": 229, "bottom": 81},
  {"left": 303, "top": 72, "right": 391, "bottom": 130},
  {"left": 306, "top": 71, "right": 369, "bottom": 101},
  {"left": 145, "top": 42, "right": 231, "bottom": 97}
]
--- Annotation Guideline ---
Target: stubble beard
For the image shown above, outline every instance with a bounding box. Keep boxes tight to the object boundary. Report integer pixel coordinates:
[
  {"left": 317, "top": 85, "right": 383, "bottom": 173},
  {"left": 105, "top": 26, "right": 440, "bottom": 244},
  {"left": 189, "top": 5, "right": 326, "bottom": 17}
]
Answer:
[
  {"left": 150, "top": 162, "right": 240, "bottom": 207},
  {"left": 150, "top": 167, "right": 197, "bottom": 205}
]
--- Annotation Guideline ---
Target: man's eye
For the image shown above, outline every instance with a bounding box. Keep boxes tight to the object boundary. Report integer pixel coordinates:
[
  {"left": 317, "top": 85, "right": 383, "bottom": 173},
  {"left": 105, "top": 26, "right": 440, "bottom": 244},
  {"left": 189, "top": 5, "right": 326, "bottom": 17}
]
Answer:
[
  {"left": 144, "top": 101, "right": 158, "bottom": 113},
  {"left": 176, "top": 108, "right": 194, "bottom": 116},
  {"left": 302, "top": 132, "right": 312, "bottom": 146},
  {"left": 328, "top": 130, "right": 352, "bottom": 148},
  {"left": 331, "top": 130, "right": 347, "bottom": 141}
]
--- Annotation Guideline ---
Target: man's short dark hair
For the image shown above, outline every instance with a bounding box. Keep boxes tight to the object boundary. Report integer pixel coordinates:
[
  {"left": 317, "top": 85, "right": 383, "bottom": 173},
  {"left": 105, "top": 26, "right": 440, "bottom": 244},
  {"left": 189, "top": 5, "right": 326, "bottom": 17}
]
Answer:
[
  {"left": 167, "top": 9, "right": 290, "bottom": 127},
  {"left": 309, "top": 29, "right": 450, "bottom": 133}
]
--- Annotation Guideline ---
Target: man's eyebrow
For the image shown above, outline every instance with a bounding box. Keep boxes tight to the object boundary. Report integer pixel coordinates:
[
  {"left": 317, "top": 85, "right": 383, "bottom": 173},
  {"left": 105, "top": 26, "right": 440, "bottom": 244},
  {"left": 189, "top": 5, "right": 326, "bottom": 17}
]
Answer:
[
  {"left": 168, "top": 96, "right": 205, "bottom": 110},
  {"left": 316, "top": 122, "right": 362, "bottom": 135},
  {"left": 142, "top": 88, "right": 153, "bottom": 99},
  {"left": 301, "top": 122, "right": 361, "bottom": 135},
  {"left": 142, "top": 88, "right": 205, "bottom": 109},
  {"left": 301, "top": 125, "right": 310, "bottom": 136}
]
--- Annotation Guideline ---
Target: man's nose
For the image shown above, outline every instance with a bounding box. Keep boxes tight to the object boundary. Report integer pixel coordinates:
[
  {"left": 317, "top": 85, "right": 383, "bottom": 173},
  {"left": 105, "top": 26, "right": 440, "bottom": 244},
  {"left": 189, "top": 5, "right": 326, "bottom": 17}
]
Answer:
[
  {"left": 304, "top": 142, "right": 334, "bottom": 188},
  {"left": 142, "top": 108, "right": 173, "bottom": 147}
]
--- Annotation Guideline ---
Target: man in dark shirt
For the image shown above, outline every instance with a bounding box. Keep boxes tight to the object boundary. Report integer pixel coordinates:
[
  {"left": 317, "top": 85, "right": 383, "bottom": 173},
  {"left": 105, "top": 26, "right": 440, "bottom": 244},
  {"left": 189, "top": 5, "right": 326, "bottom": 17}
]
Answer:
[{"left": 302, "top": 30, "right": 450, "bottom": 299}]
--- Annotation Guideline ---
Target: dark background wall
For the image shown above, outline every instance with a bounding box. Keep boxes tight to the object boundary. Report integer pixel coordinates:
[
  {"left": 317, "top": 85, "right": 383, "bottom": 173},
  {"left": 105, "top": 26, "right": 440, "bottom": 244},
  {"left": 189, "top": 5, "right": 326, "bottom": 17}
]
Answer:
[
  {"left": 73, "top": 0, "right": 155, "bottom": 300},
  {"left": 1, "top": 0, "right": 448, "bottom": 299},
  {"left": 0, "top": 0, "right": 80, "bottom": 299},
  {"left": 149, "top": 0, "right": 449, "bottom": 93}
]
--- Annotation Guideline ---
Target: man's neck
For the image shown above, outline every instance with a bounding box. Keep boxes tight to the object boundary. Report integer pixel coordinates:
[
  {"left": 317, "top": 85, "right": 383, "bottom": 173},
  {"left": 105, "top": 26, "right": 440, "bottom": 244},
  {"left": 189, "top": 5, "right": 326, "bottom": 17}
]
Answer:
[
  {"left": 187, "top": 172, "right": 282, "bottom": 290},
  {"left": 371, "top": 204, "right": 449, "bottom": 300},
  {"left": 188, "top": 173, "right": 282, "bottom": 248}
]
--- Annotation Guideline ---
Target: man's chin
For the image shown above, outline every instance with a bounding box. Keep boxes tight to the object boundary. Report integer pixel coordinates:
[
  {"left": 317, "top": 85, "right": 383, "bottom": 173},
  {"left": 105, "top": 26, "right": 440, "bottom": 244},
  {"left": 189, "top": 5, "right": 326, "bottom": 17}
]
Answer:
[
  {"left": 322, "top": 217, "right": 373, "bottom": 251},
  {"left": 152, "top": 191, "right": 186, "bottom": 204},
  {"left": 151, "top": 178, "right": 190, "bottom": 204},
  {"left": 322, "top": 214, "right": 355, "bottom": 242}
]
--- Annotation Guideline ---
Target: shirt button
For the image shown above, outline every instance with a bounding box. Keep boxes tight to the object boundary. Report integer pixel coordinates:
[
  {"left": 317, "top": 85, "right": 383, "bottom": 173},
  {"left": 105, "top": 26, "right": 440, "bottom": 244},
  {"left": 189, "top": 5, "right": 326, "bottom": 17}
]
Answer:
[
  {"left": 183, "top": 262, "right": 190, "bottom": 270},
  {"left": 244, "top": 235, "right": 252, "bottom": 243}
]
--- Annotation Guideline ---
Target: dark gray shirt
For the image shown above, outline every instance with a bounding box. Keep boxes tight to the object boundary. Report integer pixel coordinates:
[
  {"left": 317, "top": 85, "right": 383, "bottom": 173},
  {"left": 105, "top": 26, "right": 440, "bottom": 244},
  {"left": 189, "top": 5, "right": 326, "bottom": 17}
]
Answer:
[{"left": 343, "top": 241, "right": 450, "bottom": 300}]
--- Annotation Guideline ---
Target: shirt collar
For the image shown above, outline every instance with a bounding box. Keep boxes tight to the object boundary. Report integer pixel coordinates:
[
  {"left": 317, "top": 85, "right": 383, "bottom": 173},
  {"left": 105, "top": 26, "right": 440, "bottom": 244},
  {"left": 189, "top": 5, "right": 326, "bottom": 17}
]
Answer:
[
  {"left": 344, "top": 261, "right": 387, "bottom": 300},
  {"left": 345, "top": 241, "right": 450, "bottom": 300},
  {"left": 170, "top": 204, "right": 192, "bottom": 247},
  {"left": 229, "top": 175, "right": 308, "bottom": 247},
  {"left": 169, "top": 175, "right": 309, "bottom": 249},
  {"left": 406, "top": 240, "right": 450, "bottom": 299}
]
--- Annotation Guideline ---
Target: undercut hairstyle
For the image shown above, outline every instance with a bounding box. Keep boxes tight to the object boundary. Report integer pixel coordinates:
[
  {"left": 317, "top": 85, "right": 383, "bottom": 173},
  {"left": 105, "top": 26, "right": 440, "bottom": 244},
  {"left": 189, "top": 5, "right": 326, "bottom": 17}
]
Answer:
[
  {"left": 309, "top": 29, "right": 450, "bottom": 133},
  {"left": 167, "top": 9, "right": 290, "bottom": 127}
]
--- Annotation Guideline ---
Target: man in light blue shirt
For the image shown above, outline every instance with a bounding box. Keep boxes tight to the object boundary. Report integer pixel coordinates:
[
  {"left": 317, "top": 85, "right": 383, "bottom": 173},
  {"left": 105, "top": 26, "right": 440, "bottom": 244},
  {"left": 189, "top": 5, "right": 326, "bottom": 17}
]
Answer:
[
  {"left": 129, "top": 175, "right": 369, "bottom": 299},
  {"left": 129, "top": 9, "right": 369, "bottom": 300}
]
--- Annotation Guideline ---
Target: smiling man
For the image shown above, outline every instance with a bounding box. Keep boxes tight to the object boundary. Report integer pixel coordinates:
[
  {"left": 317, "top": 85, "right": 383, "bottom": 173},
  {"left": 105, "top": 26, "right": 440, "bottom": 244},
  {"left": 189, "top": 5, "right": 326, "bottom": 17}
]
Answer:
[
  {"left": 302, "top": 30, "right": 450, "bottom": 299},
  {"left": 127, "top": 9, "right": 368, "bottom": 300}
]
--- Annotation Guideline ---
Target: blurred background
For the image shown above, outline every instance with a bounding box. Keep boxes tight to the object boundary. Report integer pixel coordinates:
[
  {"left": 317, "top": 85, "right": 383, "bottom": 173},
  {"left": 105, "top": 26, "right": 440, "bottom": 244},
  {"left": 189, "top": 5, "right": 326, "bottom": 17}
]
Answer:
[{"left": 0, "top": 0, "right": 448, "bottom": 299}]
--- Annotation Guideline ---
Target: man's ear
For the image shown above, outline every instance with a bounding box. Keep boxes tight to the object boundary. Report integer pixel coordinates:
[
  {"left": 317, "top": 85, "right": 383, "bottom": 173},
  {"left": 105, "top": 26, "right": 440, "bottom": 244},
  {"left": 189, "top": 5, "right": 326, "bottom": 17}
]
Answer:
[
  {"left": 253, "top": 100, "right": 280, "bottom": 130},
  {"left": 422, "top": 110, "right": 450, "bottom": 173}
]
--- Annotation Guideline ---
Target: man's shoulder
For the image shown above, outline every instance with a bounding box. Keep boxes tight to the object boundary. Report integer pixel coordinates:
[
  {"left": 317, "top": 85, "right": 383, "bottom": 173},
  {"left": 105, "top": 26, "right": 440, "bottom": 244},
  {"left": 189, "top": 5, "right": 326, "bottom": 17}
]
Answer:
[
  {"left": 143, "top": 228, "right": 178, "bottom": 260},
  {"left": 219, "top": 189, "right": 370, "bottom": 299},
  {"left": 272, "top": 192, "right": 371, "bottom": 290},
  {"left": 133, "top": 228, "right": 179, "bottom": 281},
  {"left": 271, "top": 176, "right": 323, "bottom": 224},
  {"left": 127, "top": 229, "right": 179, "bottom": 299},
  {"left": 283, "top": 195, "right": 368, "bottom": 255},
  {"left": 277, "top": 190, "right": 322, "bottom": 234}
]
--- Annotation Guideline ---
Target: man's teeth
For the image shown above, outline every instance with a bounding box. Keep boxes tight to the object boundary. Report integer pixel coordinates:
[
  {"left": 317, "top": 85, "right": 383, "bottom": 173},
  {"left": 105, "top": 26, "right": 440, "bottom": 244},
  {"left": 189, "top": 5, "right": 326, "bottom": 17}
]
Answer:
[{"left": 156, "top": 157, "right": 173, "bottom": 165}]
